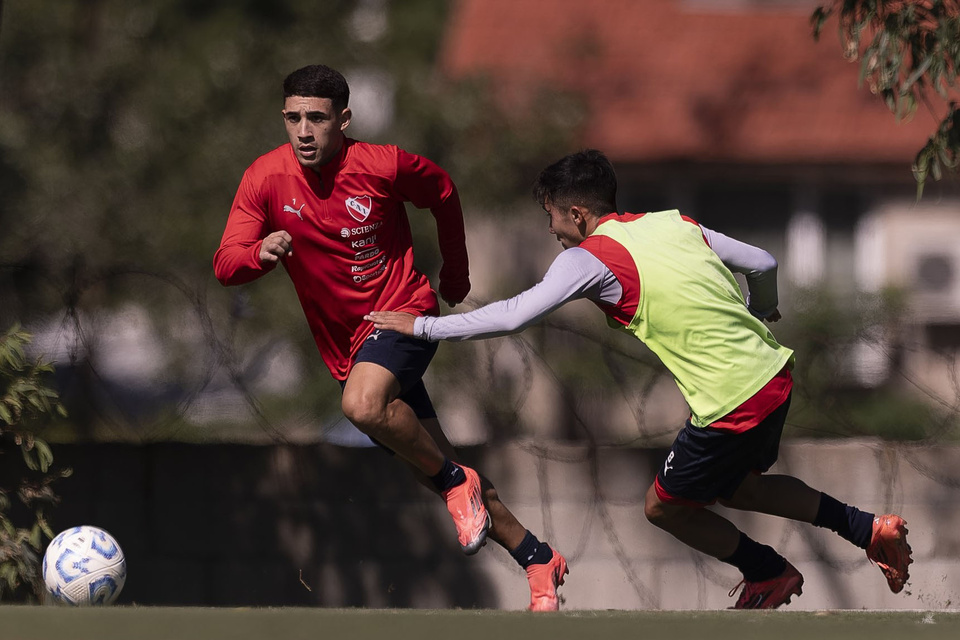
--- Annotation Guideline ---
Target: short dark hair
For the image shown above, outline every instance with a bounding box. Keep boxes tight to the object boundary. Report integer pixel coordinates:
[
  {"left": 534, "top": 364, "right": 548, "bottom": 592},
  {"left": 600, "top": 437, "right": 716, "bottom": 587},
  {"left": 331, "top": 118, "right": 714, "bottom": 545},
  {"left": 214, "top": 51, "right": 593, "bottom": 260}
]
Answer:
[
  {"left": 533, "top": 149, "right": 618, "bottom": 214},
  {"left": 283, "top": 65, "right": 350, "bottom": 112}
]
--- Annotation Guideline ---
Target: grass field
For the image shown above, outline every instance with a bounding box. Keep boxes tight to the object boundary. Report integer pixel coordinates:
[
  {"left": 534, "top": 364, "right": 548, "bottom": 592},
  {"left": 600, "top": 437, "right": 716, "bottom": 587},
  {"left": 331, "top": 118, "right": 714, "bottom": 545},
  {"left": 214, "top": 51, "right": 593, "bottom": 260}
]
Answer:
[{"left": 2, "top": 607, "right": 959, "bottom": 640}]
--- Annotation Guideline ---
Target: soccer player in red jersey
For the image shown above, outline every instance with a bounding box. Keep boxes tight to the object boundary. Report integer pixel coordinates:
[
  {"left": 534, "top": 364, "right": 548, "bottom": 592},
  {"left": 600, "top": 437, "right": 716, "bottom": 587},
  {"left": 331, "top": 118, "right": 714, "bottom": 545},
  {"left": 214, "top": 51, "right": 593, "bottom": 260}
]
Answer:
[
  {"left": 368, "top": 149, "right": 912, "bottom": 609},
  {"left": 214, "top": 65, "right": 567, "bottom": 610}
]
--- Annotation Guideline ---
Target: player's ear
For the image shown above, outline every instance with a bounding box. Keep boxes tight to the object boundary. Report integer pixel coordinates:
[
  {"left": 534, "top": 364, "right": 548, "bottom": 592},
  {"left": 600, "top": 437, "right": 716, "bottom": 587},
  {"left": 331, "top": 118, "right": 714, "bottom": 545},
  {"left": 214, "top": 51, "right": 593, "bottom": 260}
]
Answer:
[{"left": 339, "top": 107, "right": 352, "bottom": 131}]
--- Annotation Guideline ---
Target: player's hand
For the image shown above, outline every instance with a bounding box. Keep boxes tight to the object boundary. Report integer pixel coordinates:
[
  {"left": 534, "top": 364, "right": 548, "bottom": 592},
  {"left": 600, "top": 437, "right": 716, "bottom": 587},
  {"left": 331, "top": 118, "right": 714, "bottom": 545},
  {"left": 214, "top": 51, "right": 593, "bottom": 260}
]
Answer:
[
  {"left": 364, "top": 311, "right": 417, "bottom": 336},
  {"left": 749, "top": 305, "right": 781, "bottom": 323},
  {"left": 439, "top": 278, "right": 470, "bottom": 308},
  {"left": 260, "top": 231, "right": 293, "bottom": 263}
]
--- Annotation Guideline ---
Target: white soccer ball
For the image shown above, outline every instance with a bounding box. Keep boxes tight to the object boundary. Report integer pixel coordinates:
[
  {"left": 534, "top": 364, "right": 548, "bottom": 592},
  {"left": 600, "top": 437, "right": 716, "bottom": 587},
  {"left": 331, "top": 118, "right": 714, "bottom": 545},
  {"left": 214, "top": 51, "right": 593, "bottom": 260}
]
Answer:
[{"left": 42, "top": 525, "right": 127, "bottom": 605}]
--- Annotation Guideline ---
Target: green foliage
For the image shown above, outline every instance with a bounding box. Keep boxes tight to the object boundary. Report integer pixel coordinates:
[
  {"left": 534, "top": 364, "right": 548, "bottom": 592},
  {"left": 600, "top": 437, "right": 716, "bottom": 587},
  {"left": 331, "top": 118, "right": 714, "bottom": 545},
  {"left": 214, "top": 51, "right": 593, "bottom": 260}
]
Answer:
[
  {"left": 0, "top": 2, "right": 577, "bottom": 446},
  {"left": 813, "top": 1, "right": 960, "bottom": 196},
  {"left": 779, "top": 287, "right": 957, "bottom": 441},
  {"left": 913, "top": 103, "right": 960, "bottom": 190},
  {"left": 0, "top": 325, "right": 70, "bottom": 602},
  {"left": 0, "top": 0, "right": 574, "bottom": 286}
]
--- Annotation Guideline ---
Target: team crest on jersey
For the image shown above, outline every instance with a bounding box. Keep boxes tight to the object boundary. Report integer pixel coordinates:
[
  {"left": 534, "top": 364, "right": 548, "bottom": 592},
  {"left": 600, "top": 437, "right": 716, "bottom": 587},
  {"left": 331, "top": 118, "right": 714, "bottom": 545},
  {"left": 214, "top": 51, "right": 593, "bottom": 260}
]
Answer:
[{"left": 345, "top": 195, "right": 372, "bottom": 222}]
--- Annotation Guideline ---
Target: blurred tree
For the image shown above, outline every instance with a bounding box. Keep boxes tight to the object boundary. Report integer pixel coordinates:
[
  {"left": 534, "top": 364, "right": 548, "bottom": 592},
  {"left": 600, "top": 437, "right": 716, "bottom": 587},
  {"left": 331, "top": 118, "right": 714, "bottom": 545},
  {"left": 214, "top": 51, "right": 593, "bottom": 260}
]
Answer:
[
  {"left": 0, "top": 0, "right": 573, "bottom": 289},
  {"left": 0, "top": 325, "right": 70, "bottom": 602},
  {"left": 813, "top": 1, "right": 960, "bottom": 196},
  {"left": 0, "top": 0, "right": 577, "bottom": 441}
]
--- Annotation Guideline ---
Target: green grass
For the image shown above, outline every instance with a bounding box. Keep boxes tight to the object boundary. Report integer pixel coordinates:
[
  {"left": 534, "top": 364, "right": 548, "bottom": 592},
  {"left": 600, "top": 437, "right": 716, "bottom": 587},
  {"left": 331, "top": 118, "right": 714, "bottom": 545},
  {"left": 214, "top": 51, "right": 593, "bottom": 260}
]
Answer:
[{"left": 2, "top": 607, "right": 959, "bottom": 640}]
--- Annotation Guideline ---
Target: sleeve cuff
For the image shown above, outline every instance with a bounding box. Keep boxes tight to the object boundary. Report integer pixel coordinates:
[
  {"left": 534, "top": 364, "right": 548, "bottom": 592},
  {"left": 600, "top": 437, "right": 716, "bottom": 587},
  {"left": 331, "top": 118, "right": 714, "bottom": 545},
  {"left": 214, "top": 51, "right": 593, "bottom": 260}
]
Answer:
[{"left": 413, "top": 316, "right": 434, "bottom": 341}]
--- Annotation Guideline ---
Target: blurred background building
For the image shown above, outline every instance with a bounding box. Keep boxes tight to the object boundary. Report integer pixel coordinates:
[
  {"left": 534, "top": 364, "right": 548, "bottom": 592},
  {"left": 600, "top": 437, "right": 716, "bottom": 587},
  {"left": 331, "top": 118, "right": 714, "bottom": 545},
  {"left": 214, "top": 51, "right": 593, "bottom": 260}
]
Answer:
[
  {"left": 439, "top": 0, "right": 960, "bottom": 413},
  {"left": 3, "top": 0, "right": 957, "bottom": 446}
]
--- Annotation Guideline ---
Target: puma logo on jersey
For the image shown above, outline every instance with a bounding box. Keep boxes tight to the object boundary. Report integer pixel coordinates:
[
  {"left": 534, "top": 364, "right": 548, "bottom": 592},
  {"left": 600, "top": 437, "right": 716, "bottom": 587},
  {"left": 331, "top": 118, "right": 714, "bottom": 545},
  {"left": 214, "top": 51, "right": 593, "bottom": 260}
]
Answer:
[
  {"left": 345, "top": 195, "right": 372, "bottom": 222},
  {"left": 283, "top": 199, "right": 306, "bottom": 220}
]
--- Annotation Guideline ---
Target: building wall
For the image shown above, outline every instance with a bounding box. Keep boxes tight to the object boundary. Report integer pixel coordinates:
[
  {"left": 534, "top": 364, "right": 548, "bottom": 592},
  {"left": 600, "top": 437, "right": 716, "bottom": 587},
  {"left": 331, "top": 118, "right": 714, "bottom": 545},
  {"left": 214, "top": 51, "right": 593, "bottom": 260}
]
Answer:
[{"left": 40, "top": 440, "right": 958, "bottom": 611}]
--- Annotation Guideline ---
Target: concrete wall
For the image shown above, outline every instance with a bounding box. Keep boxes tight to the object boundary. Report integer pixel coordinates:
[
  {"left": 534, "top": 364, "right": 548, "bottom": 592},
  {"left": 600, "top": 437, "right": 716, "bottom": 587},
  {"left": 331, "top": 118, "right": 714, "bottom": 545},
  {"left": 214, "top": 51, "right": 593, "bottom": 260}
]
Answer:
[{"left": 42, "top": 439, "right": 959, "bottom": 610}]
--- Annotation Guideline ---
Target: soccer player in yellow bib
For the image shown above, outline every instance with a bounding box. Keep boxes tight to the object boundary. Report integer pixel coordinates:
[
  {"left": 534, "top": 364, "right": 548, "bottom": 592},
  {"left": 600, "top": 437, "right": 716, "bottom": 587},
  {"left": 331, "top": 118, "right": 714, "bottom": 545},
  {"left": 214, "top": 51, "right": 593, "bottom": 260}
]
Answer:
[{"left": 367, "top": 149, "right": 912, "bottom": 609}]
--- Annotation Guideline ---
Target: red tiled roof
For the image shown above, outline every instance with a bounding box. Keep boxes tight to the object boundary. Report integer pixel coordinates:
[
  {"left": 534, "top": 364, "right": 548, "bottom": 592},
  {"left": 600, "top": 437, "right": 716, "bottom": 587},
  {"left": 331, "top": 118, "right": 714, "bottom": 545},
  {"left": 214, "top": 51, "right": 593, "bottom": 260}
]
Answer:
[{"left": 440, "top": 0, "right": 945, "bottom": 164}]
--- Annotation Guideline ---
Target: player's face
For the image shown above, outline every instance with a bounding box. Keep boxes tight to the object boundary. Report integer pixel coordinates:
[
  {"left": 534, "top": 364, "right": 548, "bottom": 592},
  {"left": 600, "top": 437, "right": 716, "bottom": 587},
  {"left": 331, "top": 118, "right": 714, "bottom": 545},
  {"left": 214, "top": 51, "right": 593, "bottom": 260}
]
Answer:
[
  {"left": 544, "top": 201, "right": 585, "bottom": 249},
  {"left": 282, "top": 96, "right": 351, "bottom": 171}
]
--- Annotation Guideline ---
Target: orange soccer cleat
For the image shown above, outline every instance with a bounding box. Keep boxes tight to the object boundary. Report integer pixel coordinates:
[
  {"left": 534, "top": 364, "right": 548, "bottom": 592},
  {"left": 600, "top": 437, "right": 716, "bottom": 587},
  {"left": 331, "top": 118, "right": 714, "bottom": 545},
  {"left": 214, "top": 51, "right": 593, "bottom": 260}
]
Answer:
[
  {"left": 866, "top": 514, "right": 913, "bottom": 593},
  {"left": 729, "top": 560, "right": 804, "bottom": 609},
  {"left": 441, "top": 465, "right": 490, "bottom": 555},
  {"left": 526, "top": 548, "right": 569, "bottom": 611}
]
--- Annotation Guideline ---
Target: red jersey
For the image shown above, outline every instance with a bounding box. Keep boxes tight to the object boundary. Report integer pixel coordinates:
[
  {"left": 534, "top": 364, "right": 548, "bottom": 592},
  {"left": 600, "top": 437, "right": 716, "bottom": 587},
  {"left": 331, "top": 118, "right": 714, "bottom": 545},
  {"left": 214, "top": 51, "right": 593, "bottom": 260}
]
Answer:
[{"left": 213, "top": 139, "right": 470, "bottom": 380}]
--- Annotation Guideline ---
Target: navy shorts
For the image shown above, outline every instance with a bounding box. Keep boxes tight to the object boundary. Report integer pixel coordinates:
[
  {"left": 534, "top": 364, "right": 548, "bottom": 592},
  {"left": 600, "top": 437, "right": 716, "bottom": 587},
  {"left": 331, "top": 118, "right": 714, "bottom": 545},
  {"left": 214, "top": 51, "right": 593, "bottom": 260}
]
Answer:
[
  {"left": 343, "top": 329, "right": 438, "bottom": 420},
  {"left": 655, "top": 394, "right": 792, "bottom": 505}
]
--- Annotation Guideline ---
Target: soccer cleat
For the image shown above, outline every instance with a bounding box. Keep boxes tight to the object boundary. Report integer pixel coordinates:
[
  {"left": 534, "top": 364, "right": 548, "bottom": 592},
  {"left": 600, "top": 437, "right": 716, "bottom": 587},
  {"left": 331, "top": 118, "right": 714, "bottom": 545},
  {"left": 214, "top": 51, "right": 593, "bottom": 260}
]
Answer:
[
  {"left": 728, "top": 560, "right": 804, "bottom": 609},
  {"left": 526, "top": 549, "right": 569, "bottom": 612},
  {"left": 441, "top": 465, "right": 490, "bottom": 555},
  {"left": 866, "top": 514, "right": 912, "bottom": 593}
]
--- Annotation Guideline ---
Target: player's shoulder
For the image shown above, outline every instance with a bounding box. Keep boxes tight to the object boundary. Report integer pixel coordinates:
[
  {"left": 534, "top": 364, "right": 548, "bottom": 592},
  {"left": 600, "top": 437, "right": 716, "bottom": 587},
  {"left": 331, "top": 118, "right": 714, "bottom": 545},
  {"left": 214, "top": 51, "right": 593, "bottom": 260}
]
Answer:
[
  {"left": 616, "top": 212, "right": 649, "bottom": 224},
  {"left": 589, "top": 212, "right": 647, "bottom": 237},
  {"left": 647, "top": 208, "right": 700, "bottom": 226},
  {"left": 245, "top": 144, "right": 298, "bottom": 178},
  {"left": 554, "top": 246, "right": 602, "bottom": 268},
  {"left": 616, "top": 209, "right": 703, "bottom": 231},
  {"left": 582, "top": 213, "right": 646, "bottom": 253},
  {"left": 341, "top": 138, "right": 402, "bottom": 175},
  {"left": 580, "top": 230, "right": 624, "bottom": 254}
]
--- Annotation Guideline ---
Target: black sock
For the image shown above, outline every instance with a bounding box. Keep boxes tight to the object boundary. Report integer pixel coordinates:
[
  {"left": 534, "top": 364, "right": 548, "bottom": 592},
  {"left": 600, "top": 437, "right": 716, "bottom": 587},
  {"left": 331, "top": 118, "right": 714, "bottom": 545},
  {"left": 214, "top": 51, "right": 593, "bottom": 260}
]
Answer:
[
  {"left": 721, "top": 532, "right": 786, "bottom": 582},
  {"left": 430, "top": 458, "right": 466, "bottom": 493},
  {"left": 510, "top": 530, "right": 554, "bottom": 569},
  {"left": 812, "top": 493, "right": 874, "bottom": 548}
]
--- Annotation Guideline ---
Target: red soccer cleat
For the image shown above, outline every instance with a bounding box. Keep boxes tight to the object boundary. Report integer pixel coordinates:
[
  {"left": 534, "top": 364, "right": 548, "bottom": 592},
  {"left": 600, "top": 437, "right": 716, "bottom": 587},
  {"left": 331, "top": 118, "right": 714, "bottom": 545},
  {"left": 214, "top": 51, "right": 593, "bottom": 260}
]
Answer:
[
  {"left": 441, "top": 465, "right": 490, "bottom": 555},
  {"left": 729, "top": 560, "right": 803, "bottom": 609},
  {"left": 526, "top": 548, "right": 569, "bottom": 611},
  {"left": 866, "top": 514, "right": 913, "bottom": 593}
]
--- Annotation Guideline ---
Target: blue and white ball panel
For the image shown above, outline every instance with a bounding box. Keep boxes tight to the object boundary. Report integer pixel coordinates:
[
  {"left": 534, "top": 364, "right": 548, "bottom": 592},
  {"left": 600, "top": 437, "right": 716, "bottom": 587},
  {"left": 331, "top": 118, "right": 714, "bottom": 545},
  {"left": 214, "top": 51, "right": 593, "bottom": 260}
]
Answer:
[{"left": 42, "top": 525, "right": 126, "bottom": 606}]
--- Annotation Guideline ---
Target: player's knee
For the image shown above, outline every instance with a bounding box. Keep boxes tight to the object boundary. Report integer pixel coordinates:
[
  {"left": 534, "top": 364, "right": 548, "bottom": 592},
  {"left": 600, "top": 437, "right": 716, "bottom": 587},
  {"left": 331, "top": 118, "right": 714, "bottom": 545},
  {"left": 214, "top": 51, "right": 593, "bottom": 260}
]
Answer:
[
  {"left": 645, "top": 505, "right": 669, "bottom": 526},
  {"left": 725, "top": 473, "right": 760, "bottom": 508},
  {"left": 644, "top": 484, "right": 667, "bottom": 525},
  {"left": 341, "top": 393, "right": 387, "bottom": 431}
]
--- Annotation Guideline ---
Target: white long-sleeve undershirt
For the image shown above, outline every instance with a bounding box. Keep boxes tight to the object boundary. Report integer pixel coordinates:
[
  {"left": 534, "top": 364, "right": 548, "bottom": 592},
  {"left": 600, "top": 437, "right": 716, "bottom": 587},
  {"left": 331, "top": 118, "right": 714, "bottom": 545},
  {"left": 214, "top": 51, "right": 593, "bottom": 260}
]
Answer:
[{"left": 415, "top": 224, "right": 779, "bottom": 342}]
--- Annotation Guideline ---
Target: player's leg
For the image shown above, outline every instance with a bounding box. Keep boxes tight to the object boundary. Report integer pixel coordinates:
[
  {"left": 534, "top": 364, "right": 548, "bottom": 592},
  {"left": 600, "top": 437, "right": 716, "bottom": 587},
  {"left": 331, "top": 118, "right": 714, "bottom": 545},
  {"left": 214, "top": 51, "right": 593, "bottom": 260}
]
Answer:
[
  {"left": 643, "top": 485, "right": 741, "bottom": 558},
  {"left": 645, "top": 397, "right": 802, "bottom": 609},
  {"left": 713, "top": 393, "right": 820, "bottom": 521},
  {"left": 343, "top": 330, "right": 568, "bottom": 605},
  {"left": 720, "top": 461, "right": 912, "bottom": 593},
  {"left": 377, "top": 367, "right": 570, "bottom": 610},
  {"left": 341, "top": 361, "right": 445, "bottom": 474},
  {"left": 405, "top": 411, "right": 526, "bottom": 549},
  {"left": 341, "top": 331, "right": 489, "bottom": 554},
  {"left": 717, "top": 405, "right": 912, "bottom": 594},
  {"left": 644, "top": 483, "right": 802, "bottom": 609},
  {"left": 405, "top": 407, "right": 568, "bottom": 611}
]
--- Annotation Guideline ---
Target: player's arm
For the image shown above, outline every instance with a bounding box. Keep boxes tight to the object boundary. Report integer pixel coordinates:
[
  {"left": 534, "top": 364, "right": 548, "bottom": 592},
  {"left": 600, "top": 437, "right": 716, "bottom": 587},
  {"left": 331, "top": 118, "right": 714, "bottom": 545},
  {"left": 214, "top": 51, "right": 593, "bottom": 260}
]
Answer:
[
  {"left": 393, "top": 149, "right": 470, "bottom": 306},
  {"left": 366, "top": 248, "right": 611, "bottom": 341},
  {"left": 213, "top": 172, "right": 290, "bottom": 286},
  {"left": 701, "top": 225, "right": 781, "bottom": 321}
]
